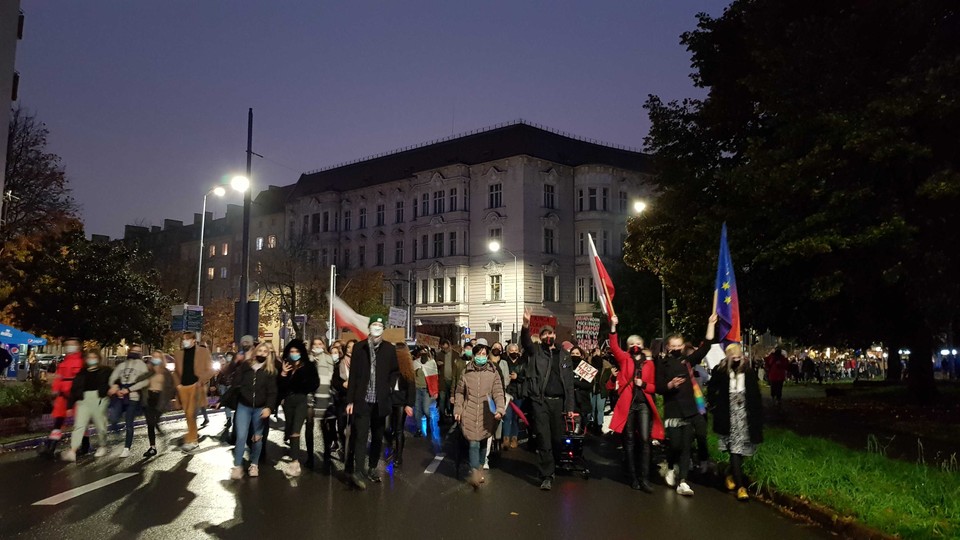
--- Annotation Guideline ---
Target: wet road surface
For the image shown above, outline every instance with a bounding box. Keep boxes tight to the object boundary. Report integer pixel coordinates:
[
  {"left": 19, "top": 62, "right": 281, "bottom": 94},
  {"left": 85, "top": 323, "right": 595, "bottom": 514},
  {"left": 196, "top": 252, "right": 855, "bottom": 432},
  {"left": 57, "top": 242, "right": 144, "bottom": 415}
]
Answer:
[{"left": 0, "top": 414, "right": 830, "bottom": 539}]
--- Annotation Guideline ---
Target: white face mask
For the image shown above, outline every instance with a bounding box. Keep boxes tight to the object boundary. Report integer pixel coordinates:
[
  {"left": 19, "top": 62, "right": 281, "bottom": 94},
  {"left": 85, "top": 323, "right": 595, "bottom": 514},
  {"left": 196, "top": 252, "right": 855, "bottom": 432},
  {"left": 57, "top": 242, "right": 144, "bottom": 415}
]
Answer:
[
  {"left": 331, "top": 353, "right": 340, "bottom": 361},
  {"left": 65, "top": 345, "right": 79, "bottom": 354},
  {"left": 369, "top": 326, "right": 384, "bottom": 338},
  {"left": 312, "top": 347, "right": 323, "bottom": 355},
  {"left": 182, "top": 340, "right": 195, "bottom": 349}
]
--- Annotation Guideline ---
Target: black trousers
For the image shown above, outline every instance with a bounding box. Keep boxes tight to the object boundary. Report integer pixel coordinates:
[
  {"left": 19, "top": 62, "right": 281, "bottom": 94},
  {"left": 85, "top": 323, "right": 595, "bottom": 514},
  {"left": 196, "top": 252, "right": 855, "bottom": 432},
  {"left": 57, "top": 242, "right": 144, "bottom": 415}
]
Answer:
[
  {"left": 623, "top": 403, "right": 652, "bottom": 482},
  {"left": 532, "top": 397, "right": 565, "bottom": 479},
  {"left": 574, "top": 389, "right": 592, "bottom": 420},
  {"left": 389, "top": 404, "right": 408, "bottom": 463},
  {"left": 770, "top": 380, "right": 784, "bottom": 400},
  {"left": 351, "top": 404, "right": 387, "bottom": 474},
  {"left": 665, "top": 414, "right": 707, "bottom": 481}
]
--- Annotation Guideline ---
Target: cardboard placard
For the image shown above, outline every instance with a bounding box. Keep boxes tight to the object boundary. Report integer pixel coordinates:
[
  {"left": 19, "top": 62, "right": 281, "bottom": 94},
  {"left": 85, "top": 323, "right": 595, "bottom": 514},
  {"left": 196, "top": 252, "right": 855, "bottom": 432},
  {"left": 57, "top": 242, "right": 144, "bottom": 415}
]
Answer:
[
  {"left": 529, "top": 315, "right": 558, "bottom": 336},
  {"left": 574, "top": 359, "right": 599, "bottom": 383},
  {"left": 388, "top": 307, "right": 407, "bottom": 328},
  {"left": 415, "top": 333, "right": 441, "bottom": 351}
]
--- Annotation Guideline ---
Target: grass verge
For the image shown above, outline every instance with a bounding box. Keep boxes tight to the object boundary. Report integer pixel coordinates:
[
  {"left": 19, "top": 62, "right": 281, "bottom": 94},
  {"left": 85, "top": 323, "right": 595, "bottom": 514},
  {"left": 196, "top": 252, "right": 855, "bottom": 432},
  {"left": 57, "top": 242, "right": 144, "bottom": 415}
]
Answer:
[{"left": 711, "top": 427, "right": 960, "bottom": 538}]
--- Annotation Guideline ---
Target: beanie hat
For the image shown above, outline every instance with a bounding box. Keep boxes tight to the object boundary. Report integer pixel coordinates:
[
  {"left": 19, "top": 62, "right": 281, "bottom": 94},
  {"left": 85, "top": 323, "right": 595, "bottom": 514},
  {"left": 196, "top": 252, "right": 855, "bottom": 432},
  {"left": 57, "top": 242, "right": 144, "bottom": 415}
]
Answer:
[{"left": 368, "top": 314, "right": 385, "bottom": 327}]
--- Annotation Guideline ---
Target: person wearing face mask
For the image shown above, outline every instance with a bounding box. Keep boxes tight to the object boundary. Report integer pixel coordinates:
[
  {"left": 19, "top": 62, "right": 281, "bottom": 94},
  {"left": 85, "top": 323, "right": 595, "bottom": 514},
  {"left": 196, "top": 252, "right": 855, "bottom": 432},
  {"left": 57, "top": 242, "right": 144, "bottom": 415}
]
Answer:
[
  {"left": 136, "top": 351, "right": 176, "bottom": 457},
  {"left": 436, "top": 339, "right": 456, "bottom": 417},
  {"left": 173, "top": 331, "right": 214, "bottom": 452},
  {"left": 708, "top": 343, "right": 763, "bottom": 501},
  {"left": 230, "top": 343, "right": 278, "bottom": 479},
  {"left": 42, "top": 338, "right": 84, "bottom": 455},
  {"left": 656, "top": 312, "right": 718, "bottom": 496},
  {"left": 217, "top": 351, "right": 241, "bottom": 434},
  {"left": 106, "top": 344, "right": 150, "bottom": 458},
  {"left": 502, "top": 342, "right": 527, "bottom": 449},
  {"left": 412, "top": 347, "right": 440, "bottom": 450},
  {"left": 520, "top": 308, "right": 575, "bottom": 491},
  {"left": 609, "top": 318, "right": 664, "bottom": 492},
  {"left": 345, "top": 315, "right": 403, "bottom": 490},
  {"left": 60, "top": 351, "right": 112, "bottom": 461},
  {"left": 487, "top": 343, "right": 510, "bottom": 455},
  {"left": 278, "top": 339, "right": 320, "bottom": 477},
  {"left": 331, "top": 340, "right": 356, "bottom": 463},
  {"left": 389, "top": 343, "right": 416, "bottom": 466},
  {"left": 569, "top": 346, "right": 594, "bottom": 428},
  {"left": 305, "top": 338, "right": 334, "bottom": 470},
  {"left": 453, "top": 344, "right": 506, "bottom": 488}
]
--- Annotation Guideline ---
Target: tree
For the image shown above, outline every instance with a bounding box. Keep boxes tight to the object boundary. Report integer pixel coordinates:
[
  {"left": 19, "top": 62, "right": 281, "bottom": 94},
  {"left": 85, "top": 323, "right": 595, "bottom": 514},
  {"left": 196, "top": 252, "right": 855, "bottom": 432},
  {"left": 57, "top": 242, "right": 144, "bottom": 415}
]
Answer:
[
  {"left": 202, "top": 297, "right": 235, "bottom": 351},
  {"left": 8, "top": 231, "right": 173, "bottom": 346},
  {"left": 625, "top": 0, "right": 960, "bottom": 400},
  {"left": 255, "top": 236, "right": 328, "bottom": 340},
  {"left": 337, "top": 270, "right": 388, "bottom": 319}
]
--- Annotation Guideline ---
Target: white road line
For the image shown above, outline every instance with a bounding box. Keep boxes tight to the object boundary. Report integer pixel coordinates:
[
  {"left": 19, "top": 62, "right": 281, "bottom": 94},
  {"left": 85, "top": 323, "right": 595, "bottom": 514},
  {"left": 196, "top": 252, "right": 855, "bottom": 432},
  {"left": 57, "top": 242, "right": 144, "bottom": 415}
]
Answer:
[
  {"left": 32, "top": 473, "right": 139, "bottom": 506},
  {"left": 423, "top": 453, "right": 446, "bottom": 474}
]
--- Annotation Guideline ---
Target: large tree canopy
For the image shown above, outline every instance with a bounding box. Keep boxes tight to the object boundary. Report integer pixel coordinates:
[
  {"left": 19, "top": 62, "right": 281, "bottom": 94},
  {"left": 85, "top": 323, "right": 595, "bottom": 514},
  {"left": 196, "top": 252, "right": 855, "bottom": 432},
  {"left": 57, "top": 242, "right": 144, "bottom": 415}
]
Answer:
[{"left": 624, "top": 0, "right": 959, "bottom": 394}]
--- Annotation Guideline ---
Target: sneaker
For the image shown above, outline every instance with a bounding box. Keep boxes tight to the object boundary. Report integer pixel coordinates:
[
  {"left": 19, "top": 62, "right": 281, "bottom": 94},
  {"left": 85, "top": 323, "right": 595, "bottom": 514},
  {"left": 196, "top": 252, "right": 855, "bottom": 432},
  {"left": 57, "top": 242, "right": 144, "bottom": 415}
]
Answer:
[
  {"left": 200, "top": 419, "right": 210, "bottom": 428},
  {"left": 49, "top": 429, "right": 63, "bottom": 441},
  {"left": 640, "top": 479, "right": 654, "bottom": 493},
  {"left": 181, "top": 442, "right": 199, "bottom": 453},
  {"left": 248, "top": 465, "right": 259, "bottom": 477},
  {"left": 677, "top": 481, "right": 694, "bottom": 496},
  {"left": 60, "top": 449, "right": 77, "bottom": 462},
  {"left": 725, "top": 475, "right": 736, "bottom": 491},
  {"left": 367, "top": 467, "right": 381, "bottom": 483},
  {"left": 143, "top": 447, "right": 157, "bottom": 458},
  {"left": 736, "top": 487, "right": 749, "bottom": 501},
  {"left": 230, "top": 466, "right": 244, "bottom": 480},
  {"left": 482, "top": 461, "right": 490, "bottom": 470},
  {"left": 665, "top": 467, "right": 677, "bottom": 487},
  {"left": 539, "top": 477, "right": 553, "bottom": 491},
  {"left": 94, "top": 447, "right": 108, "bottom": 458},
  {"left": 350, "top": 473, "right": 367, "bottom": 490},
  {"left": 119, "top": 447, "right": 131, "bottom": 458},
  {"left": 286, "top": 461, "right": 302, "bottom": 477}
]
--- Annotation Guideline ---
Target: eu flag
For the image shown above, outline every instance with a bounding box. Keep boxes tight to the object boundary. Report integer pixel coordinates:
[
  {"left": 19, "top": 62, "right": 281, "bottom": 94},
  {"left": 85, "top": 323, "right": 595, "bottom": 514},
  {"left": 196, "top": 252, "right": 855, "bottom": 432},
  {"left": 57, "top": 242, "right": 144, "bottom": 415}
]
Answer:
[{"left": 715, "top": 223, "right": 741, "bottom": 344}]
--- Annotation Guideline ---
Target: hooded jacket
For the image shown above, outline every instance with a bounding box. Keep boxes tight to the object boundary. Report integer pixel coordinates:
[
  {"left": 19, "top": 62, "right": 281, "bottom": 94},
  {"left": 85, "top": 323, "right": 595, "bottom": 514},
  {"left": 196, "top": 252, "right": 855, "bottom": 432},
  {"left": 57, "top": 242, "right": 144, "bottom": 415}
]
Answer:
[{"left": 454, "top": 360, "right": 506, "bottom": 441}]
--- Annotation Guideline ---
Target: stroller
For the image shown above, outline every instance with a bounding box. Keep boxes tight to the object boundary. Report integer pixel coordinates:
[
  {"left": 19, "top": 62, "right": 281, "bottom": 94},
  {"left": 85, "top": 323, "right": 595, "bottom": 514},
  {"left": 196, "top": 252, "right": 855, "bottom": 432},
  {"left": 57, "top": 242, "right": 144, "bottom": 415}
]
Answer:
[{"left": 556, "top": 412, "right": 590, "bottom": 478}]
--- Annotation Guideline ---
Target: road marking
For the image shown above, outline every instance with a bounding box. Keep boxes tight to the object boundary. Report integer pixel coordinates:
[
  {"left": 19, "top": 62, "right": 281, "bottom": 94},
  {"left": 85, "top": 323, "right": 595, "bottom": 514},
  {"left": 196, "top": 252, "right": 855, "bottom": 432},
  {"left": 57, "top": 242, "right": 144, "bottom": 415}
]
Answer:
[
  {"left": 32, "top": 473, "right": 139, "bottom": 506},
  {"left": 423, "top": 453, "right": 445, "bottom": 474}
]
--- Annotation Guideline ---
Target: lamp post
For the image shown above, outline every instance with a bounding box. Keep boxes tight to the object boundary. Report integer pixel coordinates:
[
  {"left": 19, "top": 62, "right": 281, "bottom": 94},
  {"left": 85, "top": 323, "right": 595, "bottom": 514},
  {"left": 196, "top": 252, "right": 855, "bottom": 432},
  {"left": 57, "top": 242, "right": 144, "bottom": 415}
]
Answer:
[
  {"left": 631, "top": 200, "right": 666, "bottom": 339},
  {"left": 196, "top": 186, "right": 226, "bottom": 306},
  {"left": 488, "top": 240, "right": 519, "bottom": 343}
]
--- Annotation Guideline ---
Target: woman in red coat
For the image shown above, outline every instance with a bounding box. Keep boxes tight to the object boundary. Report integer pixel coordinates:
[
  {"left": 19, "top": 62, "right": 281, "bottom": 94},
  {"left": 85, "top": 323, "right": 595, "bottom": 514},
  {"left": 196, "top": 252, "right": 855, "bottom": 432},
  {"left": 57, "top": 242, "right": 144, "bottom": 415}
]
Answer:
[
  {"left": 50, "top": 338, "right": 84, "bottom": 439},
  {"left": 609, "top": 316, "right": 664, "bottom": 492}
]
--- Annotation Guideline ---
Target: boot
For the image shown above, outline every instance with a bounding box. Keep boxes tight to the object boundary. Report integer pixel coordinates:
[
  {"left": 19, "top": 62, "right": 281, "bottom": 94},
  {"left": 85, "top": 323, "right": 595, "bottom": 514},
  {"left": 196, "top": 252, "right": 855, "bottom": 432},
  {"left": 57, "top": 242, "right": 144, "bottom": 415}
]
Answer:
[
  {"left": 625, "top": 441, "right": 639, "bottom": 489},
  {"left": 501, "top": 438, "right": 510, "bottom": 451},
  {"left": 394, "top": 432, "right": 405, "bottom": 466},
  {"left": 639, "top": 442, "right": 654, "bottom": 492},
  {"left": 511, "top": 436, "right": 518, "bottom": 449}
]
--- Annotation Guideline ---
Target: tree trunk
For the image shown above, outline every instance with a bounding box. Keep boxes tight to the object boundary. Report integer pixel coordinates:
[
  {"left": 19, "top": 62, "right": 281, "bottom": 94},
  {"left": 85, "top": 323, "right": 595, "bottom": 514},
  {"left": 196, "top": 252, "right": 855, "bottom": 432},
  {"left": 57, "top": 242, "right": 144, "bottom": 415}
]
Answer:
[
  {"left": 886, "top": 347, "right": 902, "bottom": 382},
  {"left": 906, "top": 343, "right": 937, "bottom": 403}
]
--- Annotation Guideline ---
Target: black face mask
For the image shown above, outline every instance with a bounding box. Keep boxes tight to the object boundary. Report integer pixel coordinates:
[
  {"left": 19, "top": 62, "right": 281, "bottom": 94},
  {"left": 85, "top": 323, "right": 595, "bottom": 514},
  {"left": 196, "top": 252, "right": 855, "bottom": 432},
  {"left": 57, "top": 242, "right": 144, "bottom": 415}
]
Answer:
[
  {"left": 492, "top": 349, "right": 502, "bottom": 357},
  {"left": 255, "top": 355, "right": 267, "bottom": 362},
  {"left": 668, "top": 349, "right": 682, "bottom": 358},
  {"left": 508, "top": 352, "right": 520, "bottom": 360},
  {"left": 542, "top": 337, "right": 555, "bottom": 348},
  {"left": 628, "top": 346, "right": 641, "bottom": 356}
]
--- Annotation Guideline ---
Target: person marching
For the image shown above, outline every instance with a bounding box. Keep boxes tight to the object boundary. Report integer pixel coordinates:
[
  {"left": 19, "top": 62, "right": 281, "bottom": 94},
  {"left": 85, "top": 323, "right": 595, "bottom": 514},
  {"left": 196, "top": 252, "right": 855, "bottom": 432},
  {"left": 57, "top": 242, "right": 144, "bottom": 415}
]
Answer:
[
  {"left": 453, "top": 344, "right": 506, "bottom": 489},
  {"left": 389, "top": 343, "right": 416, "bottom": 466},
  {"left": 278, "top": 339, "right": 320, "bottom": 477},
  {"left": 108, "top": 344, "right": 149, "bottom": 458},
  {"left": 61, "top": 350, "right": 112, "bottom": 461},
  {"left": 230, "top": 343, "right": 278, "bottom": 479},
  {"left": 173, "top": 331, "right": 214, "bottom": 452},
  {"left": 47, "top": 338, "right": 84, "bottom": 452},
  {"left": 501, "top": 342, "right": 526, "bottom": 449},
  {"left": 138, "top": 351, "right": 176, "bottom": 457},
  {"left": 657, "top": 312, "right": 718, "bottom": 496},
  {"left": 708, "top": 343, "right": 763, "bottom": 501},
  {"left": 609, "top": 317, "right": 664, "bottom": 492}
]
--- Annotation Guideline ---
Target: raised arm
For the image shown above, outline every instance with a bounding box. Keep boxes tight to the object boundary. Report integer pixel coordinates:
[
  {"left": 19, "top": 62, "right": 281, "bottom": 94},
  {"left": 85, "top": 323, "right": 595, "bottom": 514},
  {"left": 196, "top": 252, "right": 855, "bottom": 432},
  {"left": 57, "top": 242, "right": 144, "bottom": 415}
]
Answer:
[{"left": 520, "top": 308, "right": 535, "bottom": 352}]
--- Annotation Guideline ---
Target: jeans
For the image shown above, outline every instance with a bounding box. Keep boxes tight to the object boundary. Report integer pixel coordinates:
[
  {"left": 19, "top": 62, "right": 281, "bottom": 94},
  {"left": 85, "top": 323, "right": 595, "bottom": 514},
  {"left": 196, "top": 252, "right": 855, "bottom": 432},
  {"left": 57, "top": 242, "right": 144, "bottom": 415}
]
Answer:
[
  {"left": 233, "top": 403, "right": 265, "bottom": 467},
  {"left": 415, "top": 388, "right": 440, "bottom": 441},
  {"left": 468, "top": 440, "right": 483, "bottom": 470},
  {"left": 72, "top": 391, "right": 108, "bottom": 451},
  {"left": 503, "top": 398, "right": 524, "bottom": 438},
  {"left": 109, "top": 398, "right": 142, "bottom": 448},
  {"left": 590, "top": 393, "right": 606, "bottom": 427},
  {"left": 283, "top": 393, "right": 309, "bottom": 462}
]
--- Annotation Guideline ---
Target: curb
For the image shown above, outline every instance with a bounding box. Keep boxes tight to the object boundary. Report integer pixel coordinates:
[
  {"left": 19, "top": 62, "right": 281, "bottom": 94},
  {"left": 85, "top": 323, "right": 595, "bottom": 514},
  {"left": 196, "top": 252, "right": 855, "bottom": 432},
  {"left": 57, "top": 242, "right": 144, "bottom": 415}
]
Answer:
[{"left": 756, "top": 485, "right": 897, "bottom": 540}]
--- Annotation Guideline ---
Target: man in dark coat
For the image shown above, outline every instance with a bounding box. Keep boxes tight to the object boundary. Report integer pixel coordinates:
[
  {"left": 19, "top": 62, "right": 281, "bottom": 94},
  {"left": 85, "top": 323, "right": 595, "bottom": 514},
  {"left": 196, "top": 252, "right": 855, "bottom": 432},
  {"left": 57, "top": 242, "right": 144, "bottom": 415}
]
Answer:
[
  {"left": 520, "top": 308, "right": 575, "bottom": 491},
  {"left": 345, "top": 314, "right": 406, "bottom": 490}
]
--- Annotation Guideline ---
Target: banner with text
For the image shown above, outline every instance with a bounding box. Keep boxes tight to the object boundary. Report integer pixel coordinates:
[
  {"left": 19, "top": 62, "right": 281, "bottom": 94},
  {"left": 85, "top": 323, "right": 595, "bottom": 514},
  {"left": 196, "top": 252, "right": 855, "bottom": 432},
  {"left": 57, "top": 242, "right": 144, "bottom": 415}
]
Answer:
[
  {"left": 388, "top": 307, "right": 407, "bottom": 328},
  {"left": 529, "top": 315, "right": 558, "bottom": 336},
  {"left": 415, "top": 333, "right": 441, "bottom": 351},
  {"left": 575, "top": 315, "right": 601, "bottom": 351}
]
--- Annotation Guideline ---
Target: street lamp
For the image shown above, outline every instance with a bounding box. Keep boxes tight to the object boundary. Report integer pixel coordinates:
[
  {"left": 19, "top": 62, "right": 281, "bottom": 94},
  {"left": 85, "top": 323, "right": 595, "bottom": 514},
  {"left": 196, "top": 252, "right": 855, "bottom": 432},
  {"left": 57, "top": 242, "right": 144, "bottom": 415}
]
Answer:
[
  {"left": 196, "top": 180, "right": 246, "bottom": 306},
  {"left": 488, "top": 240, "right": 519, "bottom": 343},
  {"left": 630, "top": 200, "right": 667, "bottom": 339},
  {"left": 230, "top": 175, "right": 250, "bottom": 193}
]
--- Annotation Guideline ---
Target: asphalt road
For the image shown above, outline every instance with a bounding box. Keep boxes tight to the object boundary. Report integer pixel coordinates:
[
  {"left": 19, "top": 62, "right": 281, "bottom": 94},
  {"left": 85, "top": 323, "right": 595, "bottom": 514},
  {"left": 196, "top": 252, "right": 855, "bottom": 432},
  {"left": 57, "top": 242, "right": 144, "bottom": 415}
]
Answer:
[{"left": 0, "top": 414, "right": 829, "bottom": 540}]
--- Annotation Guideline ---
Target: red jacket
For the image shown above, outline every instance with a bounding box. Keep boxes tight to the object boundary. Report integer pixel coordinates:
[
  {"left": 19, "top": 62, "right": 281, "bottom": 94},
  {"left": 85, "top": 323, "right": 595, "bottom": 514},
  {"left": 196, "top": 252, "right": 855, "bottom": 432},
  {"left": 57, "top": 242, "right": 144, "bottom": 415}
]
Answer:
[
  {"left": 52, "top": 352, "right": 83, "bottom": 418},
  {"left": 608, "top": 333, "right": 664, "bottom": 440},
  {"left": 764, "top": 353, "right": 790, "bottom": 382}
]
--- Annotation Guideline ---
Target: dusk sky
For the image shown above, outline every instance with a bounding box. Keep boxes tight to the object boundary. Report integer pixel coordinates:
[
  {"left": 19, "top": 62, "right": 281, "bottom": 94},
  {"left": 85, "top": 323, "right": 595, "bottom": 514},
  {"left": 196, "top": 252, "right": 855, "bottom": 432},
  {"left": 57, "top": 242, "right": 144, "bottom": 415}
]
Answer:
[{"left": 17, "top": 1, "right": 727, "bottom": 237}]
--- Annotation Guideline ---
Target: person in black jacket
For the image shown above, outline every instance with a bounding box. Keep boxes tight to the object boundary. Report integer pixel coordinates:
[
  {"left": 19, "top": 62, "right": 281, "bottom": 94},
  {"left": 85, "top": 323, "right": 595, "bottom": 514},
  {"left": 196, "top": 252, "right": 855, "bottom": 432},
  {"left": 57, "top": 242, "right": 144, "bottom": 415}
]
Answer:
[
  {"left": 278, "top": 339, "right": 320, "bottom": 477},
  {"left": 657, "top": 312, "right": 718, "bottom": 497},
  {"left": 520, "top": 308, "right": 575, "bottom": 491},
  {"left": 707, "top": 343, "right": 763, "bottom": 501},
  {"left": 230, "top": 343, "right": 278, "bottom": 480},
  {"left": 501, "top": 342, "right": 526, "bottom": 449},
  {"left": 345, "top": 315, "right": 404, "bottom": 490},
  {"left": 60, "top": 350, "right": 113, "bottom": 462},
  {"left": 389, "top": 343, "right": 416, "bottom": 466},
  {"left": 570, "top": 346, "right": 593, "bottom": 424}
]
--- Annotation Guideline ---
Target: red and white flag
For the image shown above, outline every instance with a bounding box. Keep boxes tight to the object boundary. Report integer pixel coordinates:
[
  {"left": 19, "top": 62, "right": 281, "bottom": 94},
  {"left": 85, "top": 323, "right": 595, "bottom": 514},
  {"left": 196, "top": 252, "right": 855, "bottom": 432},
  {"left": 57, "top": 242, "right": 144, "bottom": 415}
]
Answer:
[
  {"left": 587, "top": 233, "right": 617, "bottom": 321},
  {"left": 418, "top": 359, "right": 440, "bottom": 397},
  {"left": 329, "top": 292, "right": 369, "bottom": 340}
]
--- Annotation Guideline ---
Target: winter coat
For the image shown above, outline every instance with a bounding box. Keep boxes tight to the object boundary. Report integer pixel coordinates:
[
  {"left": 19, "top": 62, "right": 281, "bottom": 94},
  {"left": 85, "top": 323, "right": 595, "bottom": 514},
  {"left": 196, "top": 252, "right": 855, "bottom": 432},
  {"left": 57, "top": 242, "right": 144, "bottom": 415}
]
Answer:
[
  {"left": 608, "top": 333, "right": 664, "bottom": 439},
  {"left": 173, "top": 346, "right": 215, "bottom": 409},
  {"left": 764, "top": 352, "right": 790, "bottom": 383},
  {"left": 505, "top": 356, "right": 527, "bottom": 398},
  {"left": 657, "top": 340, "right": 715, "bottom": 420},
  {"left": 346, "top": 338, "right": 401, "bottom": 418},
  {"left": 454, "top": 361, "right": 506, "bottom": 442},
  {"left": 69, "top": 367, "right": 112, "bottom": 406},
  {"left": 278, "top": 360, "right": 320, "bottom": 402},
  {"left": 707, "top": 365, "right": 764, "bottom": 444},
  {"left": 519, "top": 326, "right": 574, "bottom": 412},
  {"left": 234, "top": 362, "right": 278, "bottom": 411}
]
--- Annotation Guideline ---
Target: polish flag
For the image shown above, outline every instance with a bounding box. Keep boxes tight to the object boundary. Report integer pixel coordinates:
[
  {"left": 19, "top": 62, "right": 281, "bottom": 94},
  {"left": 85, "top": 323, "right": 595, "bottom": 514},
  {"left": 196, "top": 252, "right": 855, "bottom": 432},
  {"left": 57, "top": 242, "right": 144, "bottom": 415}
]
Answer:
[
  {"left": 587, "top": 233, "right": 617, "bottom": 322},
  {"left": 329, "top": 292, "right": 369, "bottom": 340},
  {"left": 422, "top": 359, "right": 440, "bottom": 397}
]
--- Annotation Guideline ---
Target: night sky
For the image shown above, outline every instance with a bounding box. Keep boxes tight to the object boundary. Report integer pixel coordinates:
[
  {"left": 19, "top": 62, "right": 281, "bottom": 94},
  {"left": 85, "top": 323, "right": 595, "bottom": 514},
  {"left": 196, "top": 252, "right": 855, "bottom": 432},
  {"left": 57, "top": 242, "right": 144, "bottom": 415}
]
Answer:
[{"left": 16, "top": 1, "right": 727, "bottom": 237}]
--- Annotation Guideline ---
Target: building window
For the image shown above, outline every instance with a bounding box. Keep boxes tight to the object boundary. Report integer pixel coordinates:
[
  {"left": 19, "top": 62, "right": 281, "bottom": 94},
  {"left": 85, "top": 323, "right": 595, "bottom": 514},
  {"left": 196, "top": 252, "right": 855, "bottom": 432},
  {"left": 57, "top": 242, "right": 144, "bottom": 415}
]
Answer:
[
  {"left": 420, "top": 279, "right": 429, "bottom": 303},
  {"left": 449, "top": 188, "right": 458, "bottom": 211},
  {"left": 376, "top": 204, "right": 385, "bottom": 226},
  {"left": 433, "top": 232, "right": 444, "bottom": 258},
  {"left": 412, "top": 198, "right": 418, "bottom": 220},
  {"left": 578, "top": 232, "right": 585, "bottom": 256},
  {"left": 619, "top": 191, "right": 628, "bottom": 213},
  {"left": 321, "top": 248, "right": 329, "bottom": 267},
  {"left": 490, "top": 275, "right": 502, "bottom": 301},
  {"left": 602, "top": 230, "right": 609, "bottom": 256},
  {"left": 343, "top": 248, "right": 351, "bottom": 270},
  {"left": 589, "top": 188, "right": 598, "bottom": 211},
  {"left": 488, "top": 183, "right": 502, "bottom": 208},
  {"left": 267, "top": 235, "right": 277, "bottom": 249},
  {"left": 543, "top": 184, "right": 555, "bottom": 209},
  {"left": 420, "top": 234, "right": 428, "bottom": 259},
  {"left": 433, "top": 278, "right": 444, "bottom": 303},
  {"left": 421, "top": 193, "right": 429, "bottom": 216},
  {"left": 412, "top": 239, "right": 418, "bottom": 262},
  {"left": 602, "top": 188, "right": 609, "bottom": 211},
  {"left": 207, "top": 267, "right": 215, "bottom": 280},
  {"left": 590, "top": 277, "right": 598, "bottom": 302},
  {"left": 433, "top": 191, "right": 444, "bottom": 214},
  {"left": 395, "top": 200, "right": 404, "bottom": 223},
  {"left": 256, "top": 237, "right": 264, "bottom": 251},
  {"left": 490, "top": 228, "right": 502, "bottom": 242},
  {"left": 577, "top": 277, "right": 587, "bottom": 303},
  {"left": 577, "top": 189, "right": 584, "bottom": 212},
  {"left": 543, "top": 228, "right": 555, "bottom": 254},
  {"left": 209, "top": 245, "right": 216, "bottom": 257},
  {"left": 222, "top": 243, "right": 229, "bottom": 256},
  {"left": 359, "top": 208, "right": 367, "bottom": 229},
  {"left": 344, "top": 210, "right": 352, "bottom": 231},
  {"left": 464, "top": 186, "right": 470, "bottom": 210},
  {"left": 449, "top": 231, "right": 457, "bottom": 256},
  {"left": 543, "top": 274, "right": 557, "bottom": 302},
  {"left": 358, "top": 245, "right": 366, "bottom": 267},
  {"left": 449, "top": 276, "right": 457, "bottom": 303},
  {"left": 323, "top": 212, "right": 330, "bottom": 232},
  {"left": 376, "top": 243, "right": 384, "bottom": 266},
  {"left": 393, "top": 283, "right": 404, "bottom": 307},
  {"left": 395, "top": 240, "right": 404, "bottom": 264},
  {"left": 311, "top": 213, "right": 321, "bottom": 233}
]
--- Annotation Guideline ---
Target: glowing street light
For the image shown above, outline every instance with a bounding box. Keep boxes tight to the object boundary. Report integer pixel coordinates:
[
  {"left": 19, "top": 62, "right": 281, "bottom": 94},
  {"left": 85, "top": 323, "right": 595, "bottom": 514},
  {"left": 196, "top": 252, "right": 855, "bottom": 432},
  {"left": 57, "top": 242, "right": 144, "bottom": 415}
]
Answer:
[
  {"left": 633, "top": 200, "right": 647, "bottom": 214},
  {"left": 230, "top": 175, "right": 250, "bottom": 193},
  {"left": 197, "top": 179, "right": 246, "bottom": 306}
]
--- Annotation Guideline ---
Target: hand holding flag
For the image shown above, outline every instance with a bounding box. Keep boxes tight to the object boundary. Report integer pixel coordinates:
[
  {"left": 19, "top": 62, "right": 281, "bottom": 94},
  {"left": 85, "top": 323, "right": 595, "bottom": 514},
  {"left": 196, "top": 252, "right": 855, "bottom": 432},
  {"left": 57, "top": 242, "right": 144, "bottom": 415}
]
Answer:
[{"left": 587, "top": 233, "right": 617, "bottom": 322}]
